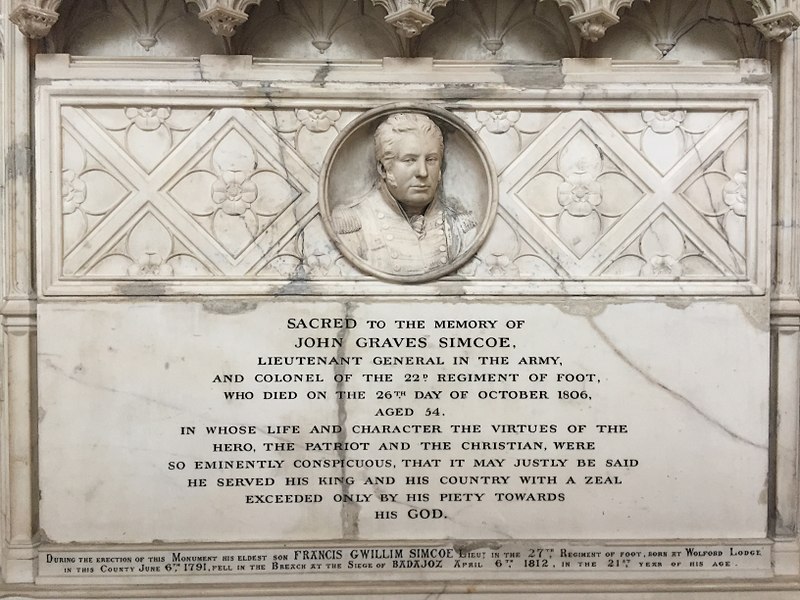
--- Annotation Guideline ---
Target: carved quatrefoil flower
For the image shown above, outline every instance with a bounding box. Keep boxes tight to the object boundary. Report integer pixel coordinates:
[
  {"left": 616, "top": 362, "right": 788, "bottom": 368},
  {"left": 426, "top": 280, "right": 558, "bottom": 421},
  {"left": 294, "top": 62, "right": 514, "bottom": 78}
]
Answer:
[
  {"left": 62, "top": 170, "right": 87, "bottom": 214},
  {"left": 212, "top": 170, "right": 258, "bottom": 216},
  {"left": 557, "top": 174, "right": 603, "bottom": 217},
  {"left": 637, "top": 217, "right": 686, "bottom": 278},
  {"left": 125, "top": 107, "right": 172, "bottom": 132},
  {"left": 127, "top": 252, "right": 174, "bottom": 277},
  {"left": 641, "top": 253, "right": 683, "bottom": 277},
  {"left": 518, "top": 129, "right": 644, "bottom": 258},
  {"left": 485, "top": 253, "right": 519, "bottom": 276},
  {"left": 303, "top": 252, "right": 336, "bottom": 278},
  {"left": 476, "top": 110, "right": 521, "bottom": 134},
  {"left": 723, "top": 172, "right": 748, "bottom": 217},
  {"left": 642, "top": 110, "right": 686, "bottom": 134},
  {"left": 296, "top": 109, "right": 341, "bottom": 133}
]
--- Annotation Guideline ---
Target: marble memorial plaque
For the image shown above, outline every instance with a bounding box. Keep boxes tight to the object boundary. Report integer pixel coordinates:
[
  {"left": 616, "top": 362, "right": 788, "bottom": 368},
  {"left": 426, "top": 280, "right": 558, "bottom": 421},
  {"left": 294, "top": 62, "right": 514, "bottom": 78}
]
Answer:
[
  {"left": 39, "top": 299, "right": 769, "bottom": 544},
  {"left": 10, "top": 53, "right": 789, "bottom": 598}
]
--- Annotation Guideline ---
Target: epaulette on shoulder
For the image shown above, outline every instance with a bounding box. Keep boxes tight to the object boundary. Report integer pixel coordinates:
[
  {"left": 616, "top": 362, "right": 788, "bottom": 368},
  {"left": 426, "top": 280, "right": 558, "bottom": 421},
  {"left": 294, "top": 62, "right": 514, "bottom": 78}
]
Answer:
[
  {"left": 443, "top": 196, "right": 477, "bottom": 233},
  {"left": 454, "top": 211, "right": 477, "bottom": 234},
  {"left": 331, "top": 205, "right": 362, "bottom": 234}
]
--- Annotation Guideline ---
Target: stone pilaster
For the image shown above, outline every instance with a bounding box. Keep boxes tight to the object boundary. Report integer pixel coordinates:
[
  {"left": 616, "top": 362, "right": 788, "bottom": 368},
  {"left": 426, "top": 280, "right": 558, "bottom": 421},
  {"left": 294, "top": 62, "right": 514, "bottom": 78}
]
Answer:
[
  {"left": 1, "top": 0, "right": 38, "bottom": 584},
  {"left": 770, "top": 30, "right": 800, "bottom": 575}
]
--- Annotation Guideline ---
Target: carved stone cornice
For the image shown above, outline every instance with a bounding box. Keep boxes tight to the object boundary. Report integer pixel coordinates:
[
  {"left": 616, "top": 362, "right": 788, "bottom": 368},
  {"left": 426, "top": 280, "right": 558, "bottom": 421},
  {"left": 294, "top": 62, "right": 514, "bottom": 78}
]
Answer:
[
  {"left": 9, "top": 0, "right": 61, "bottom": 39},
  {"left": 185, "top": 0, "right": 262, "bottom": 37},
  {"left": 750, "top": 0, "right": 800, "bottom": 41},
  {"left": 543, "top": 0, "right": 646, "bottom": 41},
  {"left": 370, "top": 0, "right": 451, "bottom": 38}
]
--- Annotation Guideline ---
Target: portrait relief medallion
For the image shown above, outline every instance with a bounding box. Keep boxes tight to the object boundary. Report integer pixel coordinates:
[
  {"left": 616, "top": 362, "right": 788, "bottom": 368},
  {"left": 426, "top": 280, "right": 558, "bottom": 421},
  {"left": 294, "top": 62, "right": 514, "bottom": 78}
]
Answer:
[{"left": 320, "top": 103, "right": 498, "bottom": 283}]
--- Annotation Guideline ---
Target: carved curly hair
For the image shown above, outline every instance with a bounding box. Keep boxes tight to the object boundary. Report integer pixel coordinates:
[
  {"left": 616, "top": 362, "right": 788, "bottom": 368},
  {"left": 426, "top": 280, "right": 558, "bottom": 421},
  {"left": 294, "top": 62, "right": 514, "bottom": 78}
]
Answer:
[{"left": 374, "top": 112, "right": 444, "bottom": 165}]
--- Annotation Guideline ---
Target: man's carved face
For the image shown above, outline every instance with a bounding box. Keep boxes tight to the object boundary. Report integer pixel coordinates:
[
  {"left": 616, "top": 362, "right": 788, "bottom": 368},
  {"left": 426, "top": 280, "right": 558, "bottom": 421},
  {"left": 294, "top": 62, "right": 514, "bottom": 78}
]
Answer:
[{"left": 379, "top": 131, "right": 442, "bottom": 210}]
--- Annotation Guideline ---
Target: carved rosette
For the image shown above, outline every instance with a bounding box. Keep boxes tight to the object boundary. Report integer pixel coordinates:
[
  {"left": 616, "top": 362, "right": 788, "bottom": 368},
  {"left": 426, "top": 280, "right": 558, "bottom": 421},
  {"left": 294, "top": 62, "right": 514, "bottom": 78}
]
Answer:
[
  {"left": 370, "top": 0, "right": 451, "bottom": 38},
  {"left": 749, "top": 1, "right": 800, "bottom": 41},
  {"left": 185, "top": 0, "right": 262, "bottom": 37},
  {"left": 543, "top": 0, "right": 646, "bottom": 41},
  {"left": 9, "top": 0, "right": 61, "bottom": 38}
]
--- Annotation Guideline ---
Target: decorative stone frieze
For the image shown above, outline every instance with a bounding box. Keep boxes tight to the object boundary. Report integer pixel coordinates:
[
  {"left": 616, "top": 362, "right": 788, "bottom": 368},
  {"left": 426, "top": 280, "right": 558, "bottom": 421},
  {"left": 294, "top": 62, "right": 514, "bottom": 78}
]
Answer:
[
  {"left": 9, "top": 0, "right": 61, "bottom": 38},
  {"left": 185, "top": 0, "right": 262, "bottom": 37},
  {"left": 542, "top": 0, "right": 646, "bottom": 41},
  {"left": 749, "top": 0, "right": 800, "bottom": 41},
  {"left": 370, "top": 0, "right": 451, "bottom": 38}
]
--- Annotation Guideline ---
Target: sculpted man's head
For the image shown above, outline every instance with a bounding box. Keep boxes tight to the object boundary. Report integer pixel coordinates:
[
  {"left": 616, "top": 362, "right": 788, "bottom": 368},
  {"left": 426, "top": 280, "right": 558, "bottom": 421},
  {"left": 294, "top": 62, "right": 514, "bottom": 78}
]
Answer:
[
  {"left": 374, "top": 113, "right": 444, "bottom": 211},
  {"left": 326, "top": 108, "right": 487, "bottom": 280}
]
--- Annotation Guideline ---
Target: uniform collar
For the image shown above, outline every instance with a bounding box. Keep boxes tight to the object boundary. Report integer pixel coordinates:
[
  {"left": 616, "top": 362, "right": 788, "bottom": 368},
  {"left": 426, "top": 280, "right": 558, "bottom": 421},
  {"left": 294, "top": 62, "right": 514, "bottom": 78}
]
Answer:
[{"left": 377, "top": 182, "right": 443, "bottom": 224}]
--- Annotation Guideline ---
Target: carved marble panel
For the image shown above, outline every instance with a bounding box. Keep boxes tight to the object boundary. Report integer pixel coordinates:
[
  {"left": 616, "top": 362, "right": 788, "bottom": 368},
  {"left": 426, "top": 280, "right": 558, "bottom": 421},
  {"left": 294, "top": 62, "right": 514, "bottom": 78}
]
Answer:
[
  {"left": 496, "top": 108, "right": 752, "bottom": 278},
  {"left": 56, "top": 106, "right": 322, "bottom": 278},
  {"left": 36, "top": 63, "right": 770, "bottom": 296}
]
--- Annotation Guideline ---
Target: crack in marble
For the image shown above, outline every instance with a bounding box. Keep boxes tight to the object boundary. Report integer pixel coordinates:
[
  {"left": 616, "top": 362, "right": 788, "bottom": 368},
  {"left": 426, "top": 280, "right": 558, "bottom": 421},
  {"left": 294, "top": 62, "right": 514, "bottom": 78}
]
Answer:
[
  {"left": 662, "top": 16, "right": 758, "bottom": 60},
  {"left": 422, "top": 586, "right": 448, "bottom": 600},
  {"left": 41, "top": 354, "right": 298, "bottom": 445},
  {"left": 40, "top": 356, "right": 183, "bottom": 412},
  {"left": 587, "top": 317, "right": 767, "bottom": 450},
  {"left": 335, "top": 301, "right": 360, "bottom": 538},
  {"left": 686, "top": 127, "right": 745, "bottom": 275}
]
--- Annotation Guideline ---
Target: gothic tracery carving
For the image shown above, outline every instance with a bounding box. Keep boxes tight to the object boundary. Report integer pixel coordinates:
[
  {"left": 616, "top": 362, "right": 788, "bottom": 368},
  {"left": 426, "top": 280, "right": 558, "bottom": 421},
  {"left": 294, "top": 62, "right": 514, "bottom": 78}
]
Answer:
[
  {"left": 184, "top": 0, "right": 262, "bottom": 37},
  {"left": 9, "top": 0, "right": 62, "bottom": 38},
  {"left": 8, "top": 0, "right": 800, "bottom": 45},
  {"left": 749, "top": 0, "right": 800, "bottom": 41},
  {"left": 370, "top": 0, "right": 452, "bottom": 37},
  {"left": 542, "top": 0, "right": 646, "bottom": 41}
]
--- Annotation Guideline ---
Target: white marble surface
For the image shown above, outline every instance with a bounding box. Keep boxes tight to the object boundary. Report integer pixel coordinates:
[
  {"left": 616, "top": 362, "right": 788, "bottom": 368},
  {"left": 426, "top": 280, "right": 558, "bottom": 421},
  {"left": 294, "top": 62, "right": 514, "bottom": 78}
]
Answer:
[
  {"left": 0, "top": 0, "right": 798, "bottom": 594},
  {"left": 17, "top": 35, "right": 786, "bottom": 596},
  {"left": 37, "top": 298, "right": 768, "bottom": 543},
  {"left": 35, "top": 61, "right": 771, "bottom": 297}
]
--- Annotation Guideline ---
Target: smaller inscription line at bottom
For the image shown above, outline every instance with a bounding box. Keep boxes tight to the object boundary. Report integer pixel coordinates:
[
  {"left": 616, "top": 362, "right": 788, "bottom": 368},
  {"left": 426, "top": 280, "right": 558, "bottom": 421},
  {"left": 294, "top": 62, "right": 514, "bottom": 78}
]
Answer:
[{"left": 37, "top": 541, "right": 773, "bottom": 581}]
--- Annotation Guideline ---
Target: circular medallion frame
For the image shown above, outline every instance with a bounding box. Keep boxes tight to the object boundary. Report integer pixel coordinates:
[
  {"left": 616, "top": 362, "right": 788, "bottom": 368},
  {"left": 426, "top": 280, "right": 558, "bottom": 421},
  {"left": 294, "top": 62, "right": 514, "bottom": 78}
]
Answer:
[{"left": 319, "top": 103, "right": 498, "bottom": 284}]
